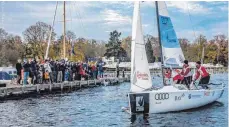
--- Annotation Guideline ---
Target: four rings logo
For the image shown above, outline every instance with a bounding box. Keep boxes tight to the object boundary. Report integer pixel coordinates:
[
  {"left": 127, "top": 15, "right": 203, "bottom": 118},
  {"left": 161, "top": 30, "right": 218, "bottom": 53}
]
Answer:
[{"left": 155, "top": 93, "right": 169, "bottom": 100}]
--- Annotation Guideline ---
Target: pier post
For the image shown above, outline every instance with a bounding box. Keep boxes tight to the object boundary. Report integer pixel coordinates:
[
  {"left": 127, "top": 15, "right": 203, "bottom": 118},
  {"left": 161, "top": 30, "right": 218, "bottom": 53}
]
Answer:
[
  {"left": 49, "top": 84, "right": 52, "bottom": 92},
  {"left": 22, "top": 86, "right": 24, "bottom": 93},
  {"left": 36, "top": 84, "right": 40, "bottom": 93},
  {"left": 70, "top": 82, "right": 73, "bottom": 90},
  {"left": 61, "top": 83, "right": 63, "bottom": 91},
  {"left": 4, "top": 89, "right": 7, "bottom": 96},
  {"left": 79, "top": 81, "right": 81, "bottom": 89}
]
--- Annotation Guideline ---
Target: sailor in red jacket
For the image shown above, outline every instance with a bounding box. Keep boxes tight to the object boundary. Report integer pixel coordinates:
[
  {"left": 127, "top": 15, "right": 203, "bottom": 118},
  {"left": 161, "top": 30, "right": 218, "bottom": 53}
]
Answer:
[
  {"left": 193, "top": 61, "right": 210, "bottom": 84},
  {"left": 180, "top": 60, "right": 192, "bottom": 89}
]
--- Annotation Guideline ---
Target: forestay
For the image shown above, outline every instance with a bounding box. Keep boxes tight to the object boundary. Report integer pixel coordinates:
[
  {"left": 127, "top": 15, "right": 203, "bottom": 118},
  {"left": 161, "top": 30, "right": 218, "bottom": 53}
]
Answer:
[
  {"left": 130, "top": 2, "right": 152, "bottom": 92},
  {"left": 157, "top": 2, "right": 185, "bottom": 68}
]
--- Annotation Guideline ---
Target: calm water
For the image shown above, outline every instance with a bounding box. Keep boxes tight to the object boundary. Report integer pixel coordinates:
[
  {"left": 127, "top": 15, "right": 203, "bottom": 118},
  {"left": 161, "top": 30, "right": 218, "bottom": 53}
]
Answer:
[{"left": 0, "top": 74, "right": 227, "bottom": 127}]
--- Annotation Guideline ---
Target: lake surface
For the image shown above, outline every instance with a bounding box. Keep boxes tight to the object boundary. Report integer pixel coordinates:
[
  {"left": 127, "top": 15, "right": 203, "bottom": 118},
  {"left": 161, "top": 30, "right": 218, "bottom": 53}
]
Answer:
[{"left": 0, "top": 73, "right": 227, "bottom": 127}]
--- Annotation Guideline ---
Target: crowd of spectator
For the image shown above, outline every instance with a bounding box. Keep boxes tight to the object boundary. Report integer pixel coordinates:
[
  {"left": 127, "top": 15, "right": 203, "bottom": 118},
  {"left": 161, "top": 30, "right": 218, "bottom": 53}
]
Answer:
[{"left": 15, "top": 58, "right": 105, "bottom": 85}]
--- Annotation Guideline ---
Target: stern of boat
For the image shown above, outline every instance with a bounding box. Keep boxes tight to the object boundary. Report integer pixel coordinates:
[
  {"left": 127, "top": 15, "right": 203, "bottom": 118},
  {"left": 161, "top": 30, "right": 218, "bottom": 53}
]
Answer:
[{"left": 128, "top": 92, "right": 150, "bottom": 114}]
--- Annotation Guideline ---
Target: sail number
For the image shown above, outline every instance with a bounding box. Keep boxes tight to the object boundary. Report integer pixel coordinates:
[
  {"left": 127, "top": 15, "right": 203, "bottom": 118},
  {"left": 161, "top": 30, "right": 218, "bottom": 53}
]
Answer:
[{"left": 155, "top": 93, "right": 169, "bottom": 100}]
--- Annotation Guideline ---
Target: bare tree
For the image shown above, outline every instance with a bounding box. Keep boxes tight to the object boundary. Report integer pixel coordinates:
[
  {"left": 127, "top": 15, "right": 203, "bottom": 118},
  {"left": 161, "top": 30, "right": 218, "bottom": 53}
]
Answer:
[{"left": 23, "top": 21, "right": 56, "bottom": 43}]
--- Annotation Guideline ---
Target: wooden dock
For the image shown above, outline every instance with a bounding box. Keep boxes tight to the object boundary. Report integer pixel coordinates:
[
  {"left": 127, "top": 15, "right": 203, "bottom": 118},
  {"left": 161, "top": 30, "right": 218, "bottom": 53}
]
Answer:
[{"left": 0, "top": 77, "right": 128, "bottom": 100}]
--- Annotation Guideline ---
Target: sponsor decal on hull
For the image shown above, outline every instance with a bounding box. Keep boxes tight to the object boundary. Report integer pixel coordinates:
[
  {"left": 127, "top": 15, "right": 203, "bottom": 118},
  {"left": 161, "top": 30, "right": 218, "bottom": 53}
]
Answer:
[
  {"left": 155, "top": 93, "right": 169, "bottom": 100},
  {"left": 129, "top": 93, "right": 149, "bottom": 114},
  {"left": 204, "top": 91, "right": 210, "bottom": 96},
  {"left": 155, "top": 102, "right": 162, "bottom": 105},
  {"left": 175, "top": 93, "right": 185, "bottom": 101},
  {"left": 188, "top": 94, "right": 201, "bottom": 99},
  {"left": 136, "top": 96, "right": 144, "bottom": 112}
]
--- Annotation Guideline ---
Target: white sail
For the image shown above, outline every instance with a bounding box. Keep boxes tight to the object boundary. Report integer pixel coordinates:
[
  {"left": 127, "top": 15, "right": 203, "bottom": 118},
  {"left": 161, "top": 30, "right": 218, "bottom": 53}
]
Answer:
[
  {"left": 157, "top": 2, "right": 185, "bottom": 68},
  {"left": 130, "top": 2, "right": 152, "bottom": 92}
]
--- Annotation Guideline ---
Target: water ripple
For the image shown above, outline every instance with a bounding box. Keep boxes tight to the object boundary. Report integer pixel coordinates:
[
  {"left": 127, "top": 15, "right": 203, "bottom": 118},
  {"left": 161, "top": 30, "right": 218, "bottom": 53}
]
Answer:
[{"left": 0, "top": 74, "right": 227, "bottom": 127}]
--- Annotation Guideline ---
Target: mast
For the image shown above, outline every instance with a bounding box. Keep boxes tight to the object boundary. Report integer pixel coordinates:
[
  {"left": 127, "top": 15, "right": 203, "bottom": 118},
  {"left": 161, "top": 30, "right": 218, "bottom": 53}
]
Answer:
[
  {"left": 155, "top": 1, "right": 165, "bottom": 85},
  {"left": 63, "top": 1, "right": 66, "bottom": 58},
  {"left": 45, "top": 2, "right": 58, "bottom": 59}
]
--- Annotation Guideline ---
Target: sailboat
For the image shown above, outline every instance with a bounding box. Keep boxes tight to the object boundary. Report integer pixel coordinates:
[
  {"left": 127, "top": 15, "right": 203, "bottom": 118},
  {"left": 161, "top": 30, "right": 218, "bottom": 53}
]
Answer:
[{"left": 125, "top": 1, "right": 225, "bottom": 114}]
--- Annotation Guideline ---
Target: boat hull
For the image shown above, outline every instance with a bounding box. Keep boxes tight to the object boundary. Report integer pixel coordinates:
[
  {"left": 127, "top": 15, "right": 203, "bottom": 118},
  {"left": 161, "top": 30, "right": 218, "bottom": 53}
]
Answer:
[{"left": 128, "top": 86, "right": 224, "bottom": 114}]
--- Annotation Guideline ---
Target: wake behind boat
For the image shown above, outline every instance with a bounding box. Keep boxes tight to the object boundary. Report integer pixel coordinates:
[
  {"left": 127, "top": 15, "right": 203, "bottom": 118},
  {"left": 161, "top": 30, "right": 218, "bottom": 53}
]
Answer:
[{"left": 125, "top": 1, "right": 225, "bottom": 114}]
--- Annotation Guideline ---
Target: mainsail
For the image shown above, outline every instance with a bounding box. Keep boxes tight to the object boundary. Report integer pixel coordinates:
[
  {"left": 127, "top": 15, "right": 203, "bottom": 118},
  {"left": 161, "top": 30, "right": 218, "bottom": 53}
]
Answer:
[
  {"left": 157, "top": 2, "right": 185, "bottom": 68},
  {"left": 130, "top": 2, "right": 152, "bottom": 92}
]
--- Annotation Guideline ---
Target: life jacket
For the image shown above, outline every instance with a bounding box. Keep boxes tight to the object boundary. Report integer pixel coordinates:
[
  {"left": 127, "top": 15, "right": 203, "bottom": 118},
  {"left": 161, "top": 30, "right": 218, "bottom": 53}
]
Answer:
[
  {"left": 198, "top": 66, "right": 209, "bottom": 78},
  {"left": 164, "top": 71, "right": 171, "bottom": 78},
  {"left": 172, "top": 69, "right": 184, "bottom": 81},
  {"left": 182, "top": 65, "right": 192, "bottom": 77},
  {"left": 173, "top": 74, "right": 184, "bottom": 81}
]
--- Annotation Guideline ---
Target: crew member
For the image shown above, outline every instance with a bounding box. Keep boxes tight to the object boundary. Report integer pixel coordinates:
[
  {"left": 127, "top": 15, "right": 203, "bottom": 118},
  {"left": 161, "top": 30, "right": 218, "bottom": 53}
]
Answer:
[
  {"left": 193, "top": 61, "right": 210, "bottom": 85},
  {"left": 164, "top": 68, "right": 172, "bottom": 85},
  {"left": 181, "top": 60, "right": 192, "bottom": 89},
  {"left": 172, "top": 69, "right": 183, "bottom": 84}
]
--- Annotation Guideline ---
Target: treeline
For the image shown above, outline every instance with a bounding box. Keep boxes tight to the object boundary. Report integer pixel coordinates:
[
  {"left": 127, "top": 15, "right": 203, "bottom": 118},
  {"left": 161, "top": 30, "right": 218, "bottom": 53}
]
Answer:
[
  {"left": 0, "top": 21, "right": 228, "bottom": 67},
  {"left": 120, "top": 34, "right": 228, "bottom": 66},
  {"left": 0, "top": 22, "right": 106, "bottom": 66}
]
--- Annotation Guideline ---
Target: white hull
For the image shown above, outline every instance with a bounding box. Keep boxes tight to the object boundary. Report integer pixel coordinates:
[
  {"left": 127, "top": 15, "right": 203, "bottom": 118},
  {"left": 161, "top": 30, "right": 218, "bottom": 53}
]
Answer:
[{"left": 128, "top": 85, "right": 224, "bottom": 114}]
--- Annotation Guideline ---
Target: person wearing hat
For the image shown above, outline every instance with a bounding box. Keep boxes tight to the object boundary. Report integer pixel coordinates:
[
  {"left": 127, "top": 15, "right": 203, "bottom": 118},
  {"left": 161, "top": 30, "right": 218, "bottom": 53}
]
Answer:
[
  {"left": 180, "top": 60, "right": 192, "bottom": 89},
  {"left": 193, "top": 61, "right": 210, "bottom": 85}
]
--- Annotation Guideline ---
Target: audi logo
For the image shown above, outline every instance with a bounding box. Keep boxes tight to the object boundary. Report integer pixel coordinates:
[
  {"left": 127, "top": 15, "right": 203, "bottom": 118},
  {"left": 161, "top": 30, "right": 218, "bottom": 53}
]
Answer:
[{"left": 155, "top": 93, "right": 169, "bottom": 100}]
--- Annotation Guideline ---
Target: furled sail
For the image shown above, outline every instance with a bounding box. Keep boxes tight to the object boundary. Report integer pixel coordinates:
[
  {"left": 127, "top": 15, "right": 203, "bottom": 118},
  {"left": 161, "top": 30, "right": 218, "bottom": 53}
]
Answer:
[
  {"left": 130, "top": 2, "right": 152, "bottom": 92},
  {"left": 157, "top": 2, "right": 185, "bottom": 68}
]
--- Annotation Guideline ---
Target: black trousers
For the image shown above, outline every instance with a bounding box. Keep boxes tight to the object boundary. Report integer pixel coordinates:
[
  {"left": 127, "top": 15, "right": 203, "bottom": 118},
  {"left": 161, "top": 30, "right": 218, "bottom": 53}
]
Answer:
[
  {"left": 182, "top": 76, "right": 192, "bottom": 85},
  {"left": 181, "top": 76, "right": 192, "bottom": 89},
  {"left": 117, "top": 71, "right": 119, "bottom": 78},
  {"left": 199, "top": 75, "right": 210, "bottom": 84}
]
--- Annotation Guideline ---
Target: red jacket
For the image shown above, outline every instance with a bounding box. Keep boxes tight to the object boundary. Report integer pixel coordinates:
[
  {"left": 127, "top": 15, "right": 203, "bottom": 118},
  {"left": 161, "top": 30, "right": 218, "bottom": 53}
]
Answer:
[
  {"left": 92, "top": 65, "right": 96, "bottom": 71},
  {"left": 181, "top": 65, "right": 190, "bottom": 76},
  {"left": 164, "top": 70, "right": 171, "bottom": 78},
  {"left": 194, "top": 66, "right": 209, "bottom": 80}
]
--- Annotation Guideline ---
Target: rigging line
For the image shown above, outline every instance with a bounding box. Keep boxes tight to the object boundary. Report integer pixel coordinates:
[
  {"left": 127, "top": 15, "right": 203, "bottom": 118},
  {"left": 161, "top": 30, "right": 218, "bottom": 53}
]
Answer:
[
  {"left": 186, "top": 3, "right": 197, "bottom": 41},
  {"left": 71, "top": 2, "right": 84, "bottom": 36},
  {"left": 45, "top": 1, "right": 58, "bottom": 59},
  {"left": 74, "top": 2, "right": 88, "bottom": 37},
  {"left": 69, "top": 2, "right": 73, "bottom": 33},
  {"left": 68, "top": 2, "right": 74, "bottom": 45},
  {"left": 96, "top": 6, "right": 109, "bottom": 39}
]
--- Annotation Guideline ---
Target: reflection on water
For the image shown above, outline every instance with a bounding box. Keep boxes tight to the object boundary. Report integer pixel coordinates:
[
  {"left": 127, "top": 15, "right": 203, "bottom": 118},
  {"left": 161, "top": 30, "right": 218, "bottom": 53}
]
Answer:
[
  {"left": 130, "top": 101, "right": 225, "bottom": 127},
  {"left": 131, "top": 114, "right": 150, "bottom": 126},
  {"left": 0, "top": 74, "right": 227, "bottom": 127}
]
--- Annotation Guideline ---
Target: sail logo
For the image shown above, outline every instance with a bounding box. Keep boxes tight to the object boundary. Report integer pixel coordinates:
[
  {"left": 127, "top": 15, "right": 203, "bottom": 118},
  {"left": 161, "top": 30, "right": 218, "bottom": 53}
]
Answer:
[
  {"left": 175, "top": 93, "right": 185, "bottom": 101},
  {"left": 136, "top": 71, "right": 149, "bottom": 80},
  {"left": 166, "top": 33, "right": 177, "bottom": 43},
  {"left": 161, "top": 17, "right": 168, "bottom": 25}
]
